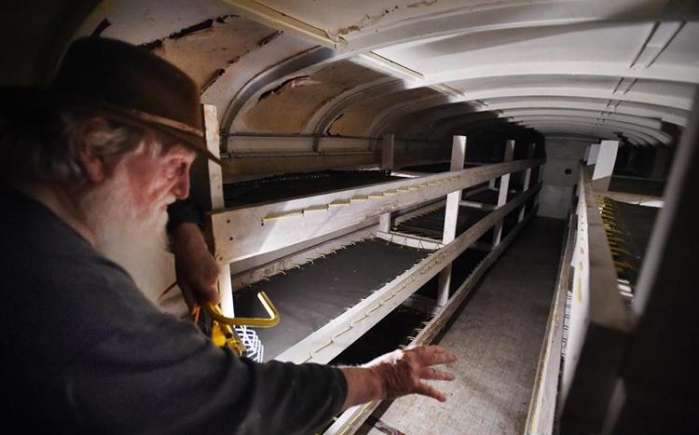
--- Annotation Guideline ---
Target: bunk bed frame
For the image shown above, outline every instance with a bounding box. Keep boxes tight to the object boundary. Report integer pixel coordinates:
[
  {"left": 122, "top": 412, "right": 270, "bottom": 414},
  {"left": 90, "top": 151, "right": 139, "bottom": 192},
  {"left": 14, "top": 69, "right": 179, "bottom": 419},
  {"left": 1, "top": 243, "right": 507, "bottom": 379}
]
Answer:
[{"left": 193, "top": 105, "right": 545, "bottom": 434}]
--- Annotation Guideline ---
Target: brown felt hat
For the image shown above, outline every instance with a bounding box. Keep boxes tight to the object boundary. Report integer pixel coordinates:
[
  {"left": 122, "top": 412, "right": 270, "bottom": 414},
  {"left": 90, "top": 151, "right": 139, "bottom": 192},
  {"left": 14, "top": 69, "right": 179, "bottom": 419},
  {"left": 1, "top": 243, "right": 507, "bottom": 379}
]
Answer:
[{"left": 4, "top": 37, "right": 222, "bottom": 165}]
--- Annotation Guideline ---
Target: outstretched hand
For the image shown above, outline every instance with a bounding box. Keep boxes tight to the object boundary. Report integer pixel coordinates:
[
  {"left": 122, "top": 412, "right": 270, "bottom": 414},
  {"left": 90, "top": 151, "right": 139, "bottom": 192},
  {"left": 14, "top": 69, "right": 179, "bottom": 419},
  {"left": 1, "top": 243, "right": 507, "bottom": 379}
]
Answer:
[
  {"left": 364, "top": 345, "right": 457, "bottom": 402},
  {"left": 172, "top": 223, "right": 221, "bottom": 313},
  {"left": 340, "top": 345, "right": 457, "bottom": 409}
]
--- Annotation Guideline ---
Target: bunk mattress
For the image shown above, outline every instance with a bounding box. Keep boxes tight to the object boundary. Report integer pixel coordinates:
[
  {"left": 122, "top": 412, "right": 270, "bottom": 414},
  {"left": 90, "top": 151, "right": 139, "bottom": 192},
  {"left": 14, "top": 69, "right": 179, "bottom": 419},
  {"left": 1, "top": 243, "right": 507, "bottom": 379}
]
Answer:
[{"left": 233, "top": 239, "right": 430, "bottom": 361}]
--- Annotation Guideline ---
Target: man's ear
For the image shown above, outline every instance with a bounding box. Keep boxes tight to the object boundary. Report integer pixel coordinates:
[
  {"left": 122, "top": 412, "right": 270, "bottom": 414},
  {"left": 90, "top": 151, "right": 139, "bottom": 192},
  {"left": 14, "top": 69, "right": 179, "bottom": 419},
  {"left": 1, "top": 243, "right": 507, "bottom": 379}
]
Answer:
[{"left": 76, "top": 118, "right": 108, "bottom": 183}]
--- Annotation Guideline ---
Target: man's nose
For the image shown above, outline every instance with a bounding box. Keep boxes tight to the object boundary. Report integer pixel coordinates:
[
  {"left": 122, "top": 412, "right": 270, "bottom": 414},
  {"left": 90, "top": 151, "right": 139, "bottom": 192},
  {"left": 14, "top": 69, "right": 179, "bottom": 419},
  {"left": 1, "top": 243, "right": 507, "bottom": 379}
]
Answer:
[{"left": 172, "top": 172, "right": 190, "bottom": 199}]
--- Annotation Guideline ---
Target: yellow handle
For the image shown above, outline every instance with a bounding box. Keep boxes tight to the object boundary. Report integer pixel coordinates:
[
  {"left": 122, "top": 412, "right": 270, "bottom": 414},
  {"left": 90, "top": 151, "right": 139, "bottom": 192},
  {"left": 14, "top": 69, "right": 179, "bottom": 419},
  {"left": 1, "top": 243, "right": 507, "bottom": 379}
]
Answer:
[{"left": 204, "top": 291, "right": 281, "bottom": 328}]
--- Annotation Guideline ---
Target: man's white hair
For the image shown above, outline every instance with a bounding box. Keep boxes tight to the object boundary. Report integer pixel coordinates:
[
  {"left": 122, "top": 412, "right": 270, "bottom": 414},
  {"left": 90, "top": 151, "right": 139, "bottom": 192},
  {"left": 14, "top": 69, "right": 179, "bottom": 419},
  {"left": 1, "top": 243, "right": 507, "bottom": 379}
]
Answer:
[{"left": 2, "top": 107, "right": 167, "bottom": 186}]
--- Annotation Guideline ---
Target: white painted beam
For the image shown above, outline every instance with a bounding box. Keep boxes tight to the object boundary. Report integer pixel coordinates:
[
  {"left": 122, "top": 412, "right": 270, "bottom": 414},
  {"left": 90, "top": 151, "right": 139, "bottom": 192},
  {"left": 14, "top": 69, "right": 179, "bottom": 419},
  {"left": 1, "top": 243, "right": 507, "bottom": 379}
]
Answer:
[
  {"left": 587, "top": 144, "right": 601, "bottom": 165},
  {"left": 420, "top": 62, "right": 699, "bottom": 88},
  {"left": 504, "top": 109, "right": 662, "bottom": 130},
  {"left": 379, "top": 133, "right": 396, "bottom": 232},
  {"left": 486, "top": 100, "right": 688, "bottom": 126},
  {"left": 328, "top": 1, "right": 694, "bottom": 53},
  {"left": 199, "top": 105, "right": 235, "bottom": 316},
  {"left": 210, "top": 158, "right": 542, "bottom": 264},
  {"left": 438, "top": 135, "right": 466, "bottom": 307},
  {"left": 402, "top": 99, "right": 686, "bottom": 140},
  {"left": 381, "top": 133, "right": 395, "bottom": 170},
  {"left": 442, "top": 136, "right": 467, "bottom": 243},
  {"left": 518, "top": 143, "right": 536, "bottom": 223},
  {"left": 375, "top": 231, "right": 443, "bottom": 250},
  {"left": 493, "top": 139, "right": 515, "bottom": 246},
  {"left": 520, "top": 122, "right": 652, "bottom": 145},
  {"left": 511, "top": 115, "right": 671, "bottom": 144},
  {"left": 592, "top": 140, "right": 620, "bottom": 191},
  {"left": 369, "top": 86, "right": 690, "bottom": 138}
]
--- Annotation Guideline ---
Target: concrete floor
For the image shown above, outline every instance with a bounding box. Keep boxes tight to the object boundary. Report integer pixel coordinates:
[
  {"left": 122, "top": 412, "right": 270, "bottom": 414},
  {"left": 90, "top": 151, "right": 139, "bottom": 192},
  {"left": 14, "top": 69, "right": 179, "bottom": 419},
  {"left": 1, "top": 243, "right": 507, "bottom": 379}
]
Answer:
[{"left": 365, "top": 217, "right": 564, "bottom": 435}]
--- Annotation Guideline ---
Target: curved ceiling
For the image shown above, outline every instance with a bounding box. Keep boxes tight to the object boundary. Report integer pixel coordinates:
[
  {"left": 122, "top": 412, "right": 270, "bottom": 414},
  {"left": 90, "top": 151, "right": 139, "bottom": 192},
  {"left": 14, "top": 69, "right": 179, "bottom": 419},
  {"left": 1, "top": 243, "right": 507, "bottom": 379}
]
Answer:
[
  {"left": 209, "top": 0, "right": 698, "bottom": 148},
  {"left": 4, "top": 0, "right": 699, "bottom": 152}
]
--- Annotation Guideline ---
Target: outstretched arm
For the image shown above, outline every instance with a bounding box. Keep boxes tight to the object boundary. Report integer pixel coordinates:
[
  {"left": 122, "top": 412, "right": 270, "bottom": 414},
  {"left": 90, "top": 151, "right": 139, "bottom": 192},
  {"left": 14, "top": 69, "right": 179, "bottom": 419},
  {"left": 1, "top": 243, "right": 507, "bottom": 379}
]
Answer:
[{"left": 340, "top": 345, "right": 457, "bottom": 410}]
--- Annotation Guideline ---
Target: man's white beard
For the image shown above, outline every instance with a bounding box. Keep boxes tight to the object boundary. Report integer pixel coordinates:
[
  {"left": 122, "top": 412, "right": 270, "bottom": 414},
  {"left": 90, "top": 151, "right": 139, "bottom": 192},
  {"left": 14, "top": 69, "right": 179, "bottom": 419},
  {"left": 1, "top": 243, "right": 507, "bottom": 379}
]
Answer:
[{"left": 81, "top": 171, "right": 174, "bottom": 299}]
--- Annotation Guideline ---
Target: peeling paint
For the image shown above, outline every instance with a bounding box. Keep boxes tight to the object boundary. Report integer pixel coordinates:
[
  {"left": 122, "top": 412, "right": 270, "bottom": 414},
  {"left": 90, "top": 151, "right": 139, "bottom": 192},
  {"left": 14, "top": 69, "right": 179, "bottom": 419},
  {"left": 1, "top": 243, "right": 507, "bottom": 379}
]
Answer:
[
  {"left": 227, "top": 53, "right": 246, "bottom": 65},
  {"left": 336, "top": 5, "right": 400, "bottom": 36},
  {"left": 142, "top": 15, "right": 275, "bottom": 92},
  {"left": 239, "top": 60, "right": 384, "bottom": 134},
  {"left": 140, "top": 14, "right": 238, "bottom": 49},
  {"left": 407, "top": 0, "right": 438, "bottom": 8},
  {"left": 338, "top": 25, "right": 361, "bottom": 35},
  {"left": 326, "top": 113, "right": 345, "bottom": 136},
  {"left": 201, "top": 68, "right": 225, "bottom": 93},
  {"left": 258, "top": 31, "right": 283, "bottom": 47},
  {"left": 168, "top": 18, "right": 215, "bottom": 39},
  {"left": 258, "top": 75, "right": 316, "bottom": 103},
  {"left": 91, "top": 18, "right": 111, "bottom": 37}
]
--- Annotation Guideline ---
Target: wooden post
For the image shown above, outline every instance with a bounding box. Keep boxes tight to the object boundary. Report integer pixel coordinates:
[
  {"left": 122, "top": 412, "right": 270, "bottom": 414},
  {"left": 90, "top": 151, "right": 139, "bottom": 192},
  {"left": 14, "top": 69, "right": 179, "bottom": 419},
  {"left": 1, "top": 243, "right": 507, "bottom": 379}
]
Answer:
[
  {"left": 437, "top": 135, "right": 467, "bottom": 307},
  {"left": 492, "top": 139, "right": 515, "bottom": 246},
  {"left": 518, "top": 142, "right": 536, "bottom": 222},
  {"left": 379, "top": 133, "right": 395, "bottom": 232},
  {"left": 379, "top": 213, "right": 391, "bottom": 232},
  {"left": 192, "top": 104, "right": 234, "bottom": 316},
  {"left": 587, "top": 143, "right": 601, "bottom": 166},
  {"left": 592, "top": 140, "right": 620, "bottom": 192},
  {"left": 381, "top": 133, "right": 395, "bottom": 170}
]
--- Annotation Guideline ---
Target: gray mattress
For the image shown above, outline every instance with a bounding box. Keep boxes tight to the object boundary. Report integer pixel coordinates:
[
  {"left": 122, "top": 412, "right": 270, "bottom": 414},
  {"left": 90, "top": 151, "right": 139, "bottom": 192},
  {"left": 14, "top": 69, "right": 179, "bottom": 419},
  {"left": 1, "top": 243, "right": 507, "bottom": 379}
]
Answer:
[{"left": 233, "top": 239, "right": 430, "bottom": 360}]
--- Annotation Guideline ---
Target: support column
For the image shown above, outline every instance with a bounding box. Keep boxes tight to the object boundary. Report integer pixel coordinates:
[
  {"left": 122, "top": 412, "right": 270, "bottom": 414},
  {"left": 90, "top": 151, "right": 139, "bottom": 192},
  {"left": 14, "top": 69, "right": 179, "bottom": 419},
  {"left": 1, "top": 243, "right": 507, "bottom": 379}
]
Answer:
[
  {"left": 437, "top": 135, "right": 466, "bottom": 307},
  {"left": 534, "top": 143, "right": 544, "bottom": 209},
  {"left": 650, "top": 146, "right": 672, "bottom": 180},
  {"left": 592, "top": 140, "right": 620, "bottom": 192},
  {"left": 379, "top": 213, "right": 391, "bottom": 232},
  {"left": 492, "top": 139, "right": 515, "bottom": 246},
  {"left": 587, "top": 143, "right": 601, "bottom": 166},
  {"left": 379, "top": 133, "right": 395, "bottom": 232},
  {"left": 192, "top": 105, "right": 234, "bottom": 316},
  {"left": 518, "top": 142, "right": 536, "bottom": 222},
  {"left": 381, "top": 133, "right": 395, "bottom": 171}
]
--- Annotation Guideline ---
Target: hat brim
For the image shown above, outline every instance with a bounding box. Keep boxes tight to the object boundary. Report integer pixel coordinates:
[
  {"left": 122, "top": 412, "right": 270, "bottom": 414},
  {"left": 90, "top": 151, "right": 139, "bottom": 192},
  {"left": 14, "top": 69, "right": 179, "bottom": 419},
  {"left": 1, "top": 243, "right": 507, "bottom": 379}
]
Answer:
[
  {"left": 0, "top": 86, "right": 223, "bottom": 166},
  {"left": 89, "top": 102, "right": 224, "bottom": 166}
]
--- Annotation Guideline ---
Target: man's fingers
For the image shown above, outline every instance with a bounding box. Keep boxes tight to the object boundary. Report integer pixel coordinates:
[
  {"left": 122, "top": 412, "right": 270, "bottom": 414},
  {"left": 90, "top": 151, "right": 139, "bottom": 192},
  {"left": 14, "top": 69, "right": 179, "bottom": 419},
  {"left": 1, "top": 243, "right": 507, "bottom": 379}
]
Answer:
[
  {"left": 412, "top": 345, "right": 458, "bottom": 366},
  {"left": 418, "top": 367, "right": 455, "bottom": 381},
  {"left": 415, "top": 382, "right": 447, "bottom": 402}
]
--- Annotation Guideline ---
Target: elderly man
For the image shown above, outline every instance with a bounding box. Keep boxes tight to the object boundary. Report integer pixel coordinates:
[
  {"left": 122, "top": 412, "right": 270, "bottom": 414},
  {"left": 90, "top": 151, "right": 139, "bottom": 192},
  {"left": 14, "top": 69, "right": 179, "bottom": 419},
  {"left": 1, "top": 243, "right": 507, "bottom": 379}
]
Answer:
[{"left": 0, "top": 37, "right": 456, "bottom": 434}]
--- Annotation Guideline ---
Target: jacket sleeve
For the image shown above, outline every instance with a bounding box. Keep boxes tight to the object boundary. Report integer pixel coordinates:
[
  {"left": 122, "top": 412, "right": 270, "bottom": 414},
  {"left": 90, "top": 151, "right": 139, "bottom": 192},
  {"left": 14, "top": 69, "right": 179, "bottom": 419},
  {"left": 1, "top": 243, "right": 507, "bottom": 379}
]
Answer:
[
  {"left": 65, "top": 306, "right": 347, "bottom": 435},
  {"left": 166, "top": 198, "right": 204, "bottom": 234}
]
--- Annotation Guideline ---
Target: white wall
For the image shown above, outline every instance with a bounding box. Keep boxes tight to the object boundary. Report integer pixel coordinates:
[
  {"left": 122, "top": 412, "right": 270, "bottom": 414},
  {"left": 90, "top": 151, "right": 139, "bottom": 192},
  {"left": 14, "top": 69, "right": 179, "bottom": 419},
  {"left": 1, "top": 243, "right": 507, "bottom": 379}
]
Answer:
[{"left": 538, "top": 138, "right": 589, "bottom": 219}]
